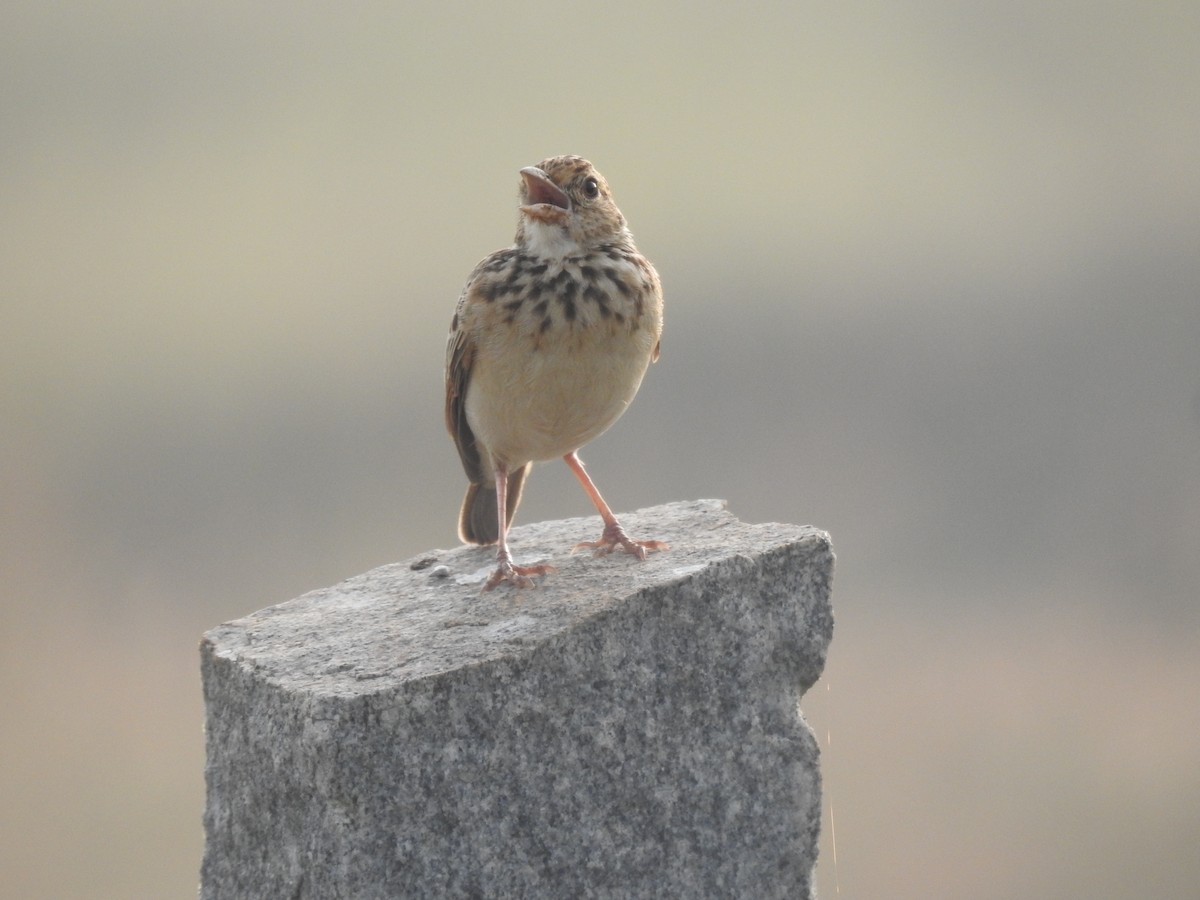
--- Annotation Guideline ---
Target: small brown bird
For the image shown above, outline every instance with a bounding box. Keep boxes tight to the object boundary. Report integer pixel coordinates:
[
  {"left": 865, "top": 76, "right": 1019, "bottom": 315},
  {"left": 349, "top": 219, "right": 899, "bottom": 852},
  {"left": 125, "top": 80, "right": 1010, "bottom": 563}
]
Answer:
[{"left": 445, "top": 155, "right": 666, "bottom": 589}]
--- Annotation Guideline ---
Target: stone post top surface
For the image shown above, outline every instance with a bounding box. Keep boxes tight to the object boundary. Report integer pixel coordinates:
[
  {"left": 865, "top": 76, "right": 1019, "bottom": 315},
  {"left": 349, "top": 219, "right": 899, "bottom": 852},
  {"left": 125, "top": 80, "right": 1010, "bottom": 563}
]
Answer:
[{"left": 202, "top": 499, "right": 833, "bottom": 699}]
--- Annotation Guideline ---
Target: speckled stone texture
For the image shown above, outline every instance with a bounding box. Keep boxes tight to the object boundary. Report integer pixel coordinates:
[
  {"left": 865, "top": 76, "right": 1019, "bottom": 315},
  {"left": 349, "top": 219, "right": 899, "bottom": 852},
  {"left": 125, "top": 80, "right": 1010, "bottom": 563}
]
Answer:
[{"left": 200, "top": 499, "right": 834, "bottom": 899}]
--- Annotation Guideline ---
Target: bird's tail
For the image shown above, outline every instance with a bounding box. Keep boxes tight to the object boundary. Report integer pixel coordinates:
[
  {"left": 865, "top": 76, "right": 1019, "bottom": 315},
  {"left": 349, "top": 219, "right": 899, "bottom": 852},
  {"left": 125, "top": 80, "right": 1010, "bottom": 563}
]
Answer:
[{"left": 458, "top": 463, "right": 530, "bottom": 545}]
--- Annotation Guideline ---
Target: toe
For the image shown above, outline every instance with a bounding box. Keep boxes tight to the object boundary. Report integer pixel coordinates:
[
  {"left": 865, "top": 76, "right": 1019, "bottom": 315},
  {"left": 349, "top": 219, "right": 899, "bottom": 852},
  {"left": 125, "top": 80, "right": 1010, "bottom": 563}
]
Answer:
[{"left": 483, "top": 561, "right": 555, "bottom": 591}]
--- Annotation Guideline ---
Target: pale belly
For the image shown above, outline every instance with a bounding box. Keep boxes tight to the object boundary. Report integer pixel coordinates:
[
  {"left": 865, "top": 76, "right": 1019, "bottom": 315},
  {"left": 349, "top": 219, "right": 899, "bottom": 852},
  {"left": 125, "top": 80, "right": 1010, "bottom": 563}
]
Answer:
[{"left": 465, "top": 324, "right": 656, "bottom": 466}]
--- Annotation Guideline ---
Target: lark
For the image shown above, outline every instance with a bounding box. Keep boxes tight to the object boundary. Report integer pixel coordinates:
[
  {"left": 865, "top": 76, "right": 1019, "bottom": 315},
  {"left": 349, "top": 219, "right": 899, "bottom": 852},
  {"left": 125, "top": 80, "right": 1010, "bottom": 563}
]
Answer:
[{"left": 445, "top": 155, "right": 666, "bottom": 589}]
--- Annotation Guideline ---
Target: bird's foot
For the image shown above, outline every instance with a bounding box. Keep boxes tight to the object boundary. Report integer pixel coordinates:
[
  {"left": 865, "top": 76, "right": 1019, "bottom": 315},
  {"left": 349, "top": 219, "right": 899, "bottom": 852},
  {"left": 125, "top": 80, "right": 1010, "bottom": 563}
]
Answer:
[
  {"left": 574, "top": 521, "right": 668, "bottom": 560},
  {"left": 483, "top": 558, "right": 556, "bottom": 591}
]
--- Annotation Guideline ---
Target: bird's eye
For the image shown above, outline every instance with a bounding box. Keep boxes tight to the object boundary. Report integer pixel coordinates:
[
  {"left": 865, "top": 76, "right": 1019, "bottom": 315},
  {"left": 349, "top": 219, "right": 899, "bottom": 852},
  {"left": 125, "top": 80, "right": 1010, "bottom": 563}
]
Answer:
[{"left": 582, "top": 177, "right": 600, "bottom": 200}]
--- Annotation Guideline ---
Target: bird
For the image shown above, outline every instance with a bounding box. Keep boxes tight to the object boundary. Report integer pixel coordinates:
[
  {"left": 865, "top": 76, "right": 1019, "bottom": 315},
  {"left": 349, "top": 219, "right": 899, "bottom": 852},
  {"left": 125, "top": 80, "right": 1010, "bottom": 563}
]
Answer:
[{"left": 444, "top": 155, "right": 666, "bottom": 590}]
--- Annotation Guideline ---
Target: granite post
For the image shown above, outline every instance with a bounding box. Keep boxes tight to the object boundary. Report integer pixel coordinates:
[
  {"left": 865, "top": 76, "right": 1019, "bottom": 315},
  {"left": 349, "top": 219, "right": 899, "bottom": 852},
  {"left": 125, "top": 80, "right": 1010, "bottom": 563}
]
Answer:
[{"left": 200, "top": 499, "right": 834, "bottom": 898}]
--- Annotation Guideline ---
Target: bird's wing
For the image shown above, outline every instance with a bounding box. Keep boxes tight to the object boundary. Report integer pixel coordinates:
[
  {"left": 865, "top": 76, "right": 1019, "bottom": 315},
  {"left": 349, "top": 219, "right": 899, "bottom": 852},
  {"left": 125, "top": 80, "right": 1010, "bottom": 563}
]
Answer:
[{"left": 445, "top": 284, "right": 485, "bottom": 485}]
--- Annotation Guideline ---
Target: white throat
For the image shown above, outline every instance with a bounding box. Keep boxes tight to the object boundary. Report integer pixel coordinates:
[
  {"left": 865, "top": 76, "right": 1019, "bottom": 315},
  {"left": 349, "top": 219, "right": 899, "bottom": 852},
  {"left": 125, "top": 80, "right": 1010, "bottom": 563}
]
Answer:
[{"left": 521, "top": 218, "right": 579, "bottom": 259}]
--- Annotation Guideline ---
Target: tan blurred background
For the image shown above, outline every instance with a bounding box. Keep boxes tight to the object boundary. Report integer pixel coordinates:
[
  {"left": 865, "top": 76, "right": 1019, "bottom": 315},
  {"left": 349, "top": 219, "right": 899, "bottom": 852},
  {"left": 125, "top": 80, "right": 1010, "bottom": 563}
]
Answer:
[{"left": 3, "top": 2, "right": 1198, "bottom": 897}]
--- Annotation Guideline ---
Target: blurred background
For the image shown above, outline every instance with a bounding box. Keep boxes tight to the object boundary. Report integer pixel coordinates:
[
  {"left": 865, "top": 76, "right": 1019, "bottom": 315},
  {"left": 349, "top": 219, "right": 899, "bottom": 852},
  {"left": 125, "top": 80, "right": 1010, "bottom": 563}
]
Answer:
[{"left": 3, "top": 2, "right": 1198, "bottom": 897}]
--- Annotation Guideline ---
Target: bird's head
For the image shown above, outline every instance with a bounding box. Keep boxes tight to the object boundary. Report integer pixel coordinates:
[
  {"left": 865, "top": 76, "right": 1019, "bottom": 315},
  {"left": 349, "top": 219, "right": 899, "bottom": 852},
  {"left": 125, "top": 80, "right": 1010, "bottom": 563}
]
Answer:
[{"left": 515, "top": 155, "right": 628, "bottom": 255}]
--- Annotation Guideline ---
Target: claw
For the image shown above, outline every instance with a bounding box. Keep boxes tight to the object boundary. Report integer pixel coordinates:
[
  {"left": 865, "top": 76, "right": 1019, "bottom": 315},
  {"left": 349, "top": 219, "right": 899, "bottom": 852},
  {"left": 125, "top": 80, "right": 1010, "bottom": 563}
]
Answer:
[
  {"left": 483, "top": 559, "right": 556, "bottom": 591},
  {"left": 573, "top": 521, "right": 668, "bottom": 560}
]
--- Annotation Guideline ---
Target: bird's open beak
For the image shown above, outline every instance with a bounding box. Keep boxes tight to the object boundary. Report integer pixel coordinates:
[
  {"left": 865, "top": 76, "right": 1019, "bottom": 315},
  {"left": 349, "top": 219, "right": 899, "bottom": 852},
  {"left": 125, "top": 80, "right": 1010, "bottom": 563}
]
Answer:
[{"left": 519, "top": 167, "right": 570, "bottom": 224}]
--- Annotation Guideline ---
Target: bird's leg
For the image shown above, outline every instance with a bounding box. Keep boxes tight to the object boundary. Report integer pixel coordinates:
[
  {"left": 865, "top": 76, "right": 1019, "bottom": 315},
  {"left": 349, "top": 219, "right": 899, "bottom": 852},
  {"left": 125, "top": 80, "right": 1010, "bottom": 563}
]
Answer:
[
  {"left": 564, "top": 452, "right": 668, "bottom": 559},
  {"left": 484, "top": 460, "right": 555, "bottom": 590}
]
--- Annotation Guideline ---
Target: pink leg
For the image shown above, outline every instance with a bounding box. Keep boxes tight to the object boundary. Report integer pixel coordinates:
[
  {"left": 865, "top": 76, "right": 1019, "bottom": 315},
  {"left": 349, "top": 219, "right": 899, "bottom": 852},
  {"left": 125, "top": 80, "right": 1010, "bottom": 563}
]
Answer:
[
  {"left": 563, "top": 452, "right": 668, "bottom": 559},
  {"left": 484, "top": 460, "right": 555, "bottom": 591}
]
